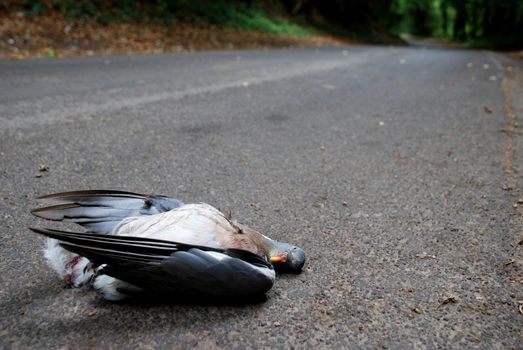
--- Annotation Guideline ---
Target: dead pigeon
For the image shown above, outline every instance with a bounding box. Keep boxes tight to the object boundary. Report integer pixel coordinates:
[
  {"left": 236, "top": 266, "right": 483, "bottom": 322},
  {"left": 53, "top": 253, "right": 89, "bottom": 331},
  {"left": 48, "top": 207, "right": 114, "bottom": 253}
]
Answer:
[{"left": 30, "top": 190, "right": 305, "bottom": 300}]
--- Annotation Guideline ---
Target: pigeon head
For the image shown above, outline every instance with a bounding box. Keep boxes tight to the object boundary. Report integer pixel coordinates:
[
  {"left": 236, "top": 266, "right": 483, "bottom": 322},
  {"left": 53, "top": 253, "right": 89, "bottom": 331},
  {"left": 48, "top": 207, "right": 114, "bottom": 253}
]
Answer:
[
  {"left": 269, "top": 241, "right": 306, "bottom": 273},
  {"left": 230, "top": 222, "right": 305, "bottom": 273}
]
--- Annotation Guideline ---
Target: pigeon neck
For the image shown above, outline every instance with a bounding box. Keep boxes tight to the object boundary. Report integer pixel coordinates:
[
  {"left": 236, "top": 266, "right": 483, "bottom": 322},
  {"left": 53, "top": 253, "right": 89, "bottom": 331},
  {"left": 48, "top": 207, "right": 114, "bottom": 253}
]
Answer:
[{"left": 263, "top": 236, "right": 292, "bottom": 257}]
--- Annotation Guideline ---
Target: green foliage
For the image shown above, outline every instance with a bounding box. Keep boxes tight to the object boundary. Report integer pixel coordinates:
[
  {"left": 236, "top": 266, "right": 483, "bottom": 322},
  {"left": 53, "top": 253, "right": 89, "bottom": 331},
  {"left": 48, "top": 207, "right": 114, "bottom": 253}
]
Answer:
[
  {"left": 161, "top": 1, "right": 310, "bottom": 35},
  {"left": 392, "top": 0, "right": 523, "bottom": 49},
  {"left": 11, "top": 0, "right": 310, "bottom": 35},
  {"left": 220, "top": 7, "right": 310, "bottom": 35},
  {"left": 5, "top": 0, "right": 522, "bottom": 48},
  {"left": 24, "top": 0, "right": 45, "bottom": 15}
]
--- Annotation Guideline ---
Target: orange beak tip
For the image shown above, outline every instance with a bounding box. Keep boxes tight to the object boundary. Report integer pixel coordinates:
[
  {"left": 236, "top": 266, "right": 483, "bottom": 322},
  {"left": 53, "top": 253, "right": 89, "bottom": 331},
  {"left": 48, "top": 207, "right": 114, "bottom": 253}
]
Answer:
[{"left": 270, "top": 256, "right": 283, "bottom": 263}]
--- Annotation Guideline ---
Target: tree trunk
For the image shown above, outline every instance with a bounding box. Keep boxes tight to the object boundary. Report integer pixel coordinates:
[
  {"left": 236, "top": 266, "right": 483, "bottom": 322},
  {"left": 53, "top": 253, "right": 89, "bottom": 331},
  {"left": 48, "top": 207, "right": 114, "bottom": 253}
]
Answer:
[
  {"left": 441, "top": 0, "right": 448, "bottom": 35},
  {"left": 453, "top": 0, "right": 467, "bottom": 40}
]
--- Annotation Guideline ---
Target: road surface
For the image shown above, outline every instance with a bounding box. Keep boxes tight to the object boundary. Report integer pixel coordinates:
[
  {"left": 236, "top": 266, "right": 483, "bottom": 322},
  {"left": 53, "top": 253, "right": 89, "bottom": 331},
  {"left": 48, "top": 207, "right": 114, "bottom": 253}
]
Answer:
[{"left": 1, "top": 45, "right": 522, "bottom": 348}]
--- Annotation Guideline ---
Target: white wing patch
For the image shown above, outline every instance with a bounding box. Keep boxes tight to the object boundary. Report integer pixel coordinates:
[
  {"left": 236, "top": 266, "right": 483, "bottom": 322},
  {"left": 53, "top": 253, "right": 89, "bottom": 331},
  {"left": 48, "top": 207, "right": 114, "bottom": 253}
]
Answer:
[
  {"left": 202, "top": 251, "right": 276, "bottom": 283},
  {"left": 205, "top": 251, "right": 229, "bottom": 261},
  {"left": 251, "top": 262, "right": 276, "bottom": 282}
]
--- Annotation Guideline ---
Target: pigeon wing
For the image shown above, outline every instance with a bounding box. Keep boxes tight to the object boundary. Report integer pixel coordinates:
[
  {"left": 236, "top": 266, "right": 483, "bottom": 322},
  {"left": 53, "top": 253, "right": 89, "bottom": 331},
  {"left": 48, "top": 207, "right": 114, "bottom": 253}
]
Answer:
[
  {"left": 31, "top": 190, "right": 183, "bottom": 234},
  {"left": 30, "top": 228, "right": 275, "bottom": 297}
]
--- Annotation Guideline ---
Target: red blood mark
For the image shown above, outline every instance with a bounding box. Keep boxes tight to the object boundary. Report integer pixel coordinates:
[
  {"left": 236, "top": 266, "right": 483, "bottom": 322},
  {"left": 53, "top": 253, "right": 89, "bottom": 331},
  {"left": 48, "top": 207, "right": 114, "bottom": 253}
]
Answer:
[{"left": 65, "top": 255, "right": 82, "bottom": 269}]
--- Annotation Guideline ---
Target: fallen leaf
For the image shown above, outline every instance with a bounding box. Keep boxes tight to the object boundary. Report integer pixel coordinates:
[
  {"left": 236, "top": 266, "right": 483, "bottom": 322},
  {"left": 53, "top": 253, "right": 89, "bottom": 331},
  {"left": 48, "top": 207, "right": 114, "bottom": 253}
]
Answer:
[
  {"left": 416, "top": 252, "right": 437, "bottom": 260},
  {"left": 393, "top": 154, "right": 409, "bottom": 161},
  {"left": 42, "top": 47, "right": 58, "bottom": 58},
  {"left": 502, "top": 184, "right": 515, "bottom": 191},
  {"left": 13, "top": 52, "right": 27, "bottom": 60},
  {"left": 504, "top": 259, "right": 523, "bottom": 267},
  {"left": 484, "top": 106, "right": 493, "bottom": 113},
  {"left": 438, "top": 295, "right": 459, "bottom": 308}
]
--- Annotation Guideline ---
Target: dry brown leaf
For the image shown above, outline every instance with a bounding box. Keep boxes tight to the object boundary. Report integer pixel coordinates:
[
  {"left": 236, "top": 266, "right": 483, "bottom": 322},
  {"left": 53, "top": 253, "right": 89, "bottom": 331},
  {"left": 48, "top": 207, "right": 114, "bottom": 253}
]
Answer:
[
  {"left": 504, "top": 259, "right": 516, "bottom": 266},
  {"left": 438, "top": 294, "right": 459, "bottom": 308},
  {"left": 416, "top": 252, "right": 437, "bottom": 260},
  {"left": 502, "top": 184, "right": 515, "bottom": 191},
  {"left": 0, "top": 11, "right": 356, "bottom": 60}
]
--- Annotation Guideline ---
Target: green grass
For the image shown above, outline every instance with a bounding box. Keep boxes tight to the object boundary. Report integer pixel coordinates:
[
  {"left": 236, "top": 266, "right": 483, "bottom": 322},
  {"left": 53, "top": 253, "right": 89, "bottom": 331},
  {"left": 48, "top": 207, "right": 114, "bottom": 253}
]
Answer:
[
  {"left": 170, "top": 1, "right": 311, "bottom": 36},
  {"left": 220, "top": 7, "right": 310, "bottom": 36}
]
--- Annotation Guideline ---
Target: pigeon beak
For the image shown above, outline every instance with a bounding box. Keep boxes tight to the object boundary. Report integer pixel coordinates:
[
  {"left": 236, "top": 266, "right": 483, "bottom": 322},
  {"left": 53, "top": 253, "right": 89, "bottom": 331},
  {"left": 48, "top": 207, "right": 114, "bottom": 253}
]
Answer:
[{"left": 270, "top": 255, "right": 286, "bottom": 263}]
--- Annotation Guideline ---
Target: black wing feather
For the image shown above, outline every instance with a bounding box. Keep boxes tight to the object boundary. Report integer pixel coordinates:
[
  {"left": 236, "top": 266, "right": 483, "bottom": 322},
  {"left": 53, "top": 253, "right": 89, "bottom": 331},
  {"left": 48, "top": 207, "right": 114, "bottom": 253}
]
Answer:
[{"left": 103, "top": 249, "right": 274, "bottom": 297}]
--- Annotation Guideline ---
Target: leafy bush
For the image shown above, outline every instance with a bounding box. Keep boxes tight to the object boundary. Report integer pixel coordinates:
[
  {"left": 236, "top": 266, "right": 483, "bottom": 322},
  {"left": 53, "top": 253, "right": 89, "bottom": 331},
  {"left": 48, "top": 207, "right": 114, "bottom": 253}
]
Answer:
[{"left": 9, "top": 0, "right": 308, "bottom": 35}]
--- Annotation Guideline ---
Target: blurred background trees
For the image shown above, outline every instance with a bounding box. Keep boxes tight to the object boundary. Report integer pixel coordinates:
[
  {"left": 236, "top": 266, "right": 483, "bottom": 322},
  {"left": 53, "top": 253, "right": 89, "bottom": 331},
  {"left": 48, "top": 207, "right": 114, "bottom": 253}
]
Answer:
[
  {"left": 284, "top": 0, "right": 522, "bottom": 48},
  {"left": 1, "top": 0, "right": 522, "bottom": 49},
  {"left": 391, "top": 0, "right": 523, "bottom": 49}
]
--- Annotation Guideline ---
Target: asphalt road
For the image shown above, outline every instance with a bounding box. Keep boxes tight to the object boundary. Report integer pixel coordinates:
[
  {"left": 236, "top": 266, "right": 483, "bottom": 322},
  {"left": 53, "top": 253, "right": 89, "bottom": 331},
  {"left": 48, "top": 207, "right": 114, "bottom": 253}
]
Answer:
[{"left": 1, "top": 45, "right": 522, "bottom": 349}]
